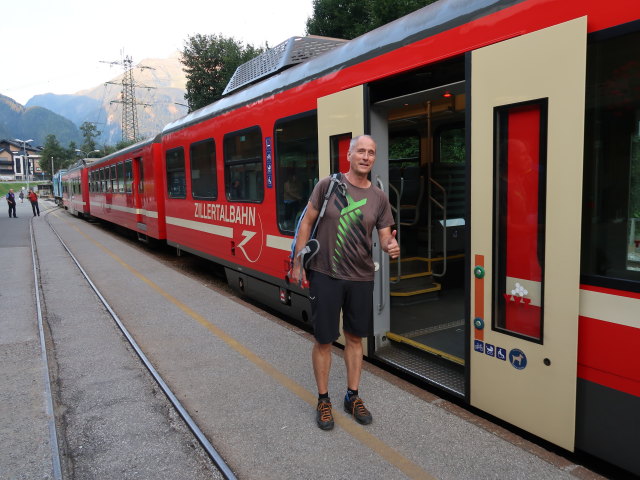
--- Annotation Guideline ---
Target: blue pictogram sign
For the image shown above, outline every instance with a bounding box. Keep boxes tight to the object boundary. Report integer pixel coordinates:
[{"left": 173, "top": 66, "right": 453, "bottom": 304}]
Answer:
[
  {"left": 485, "top": 343, "right": 495, "bottom": 357},
  {"left": 474, "top": 340, "right": 484, "bottom": 353},
  {"left": 265, "top": 137, "right": 273, "bottom": 188},
  {"left": 509, "top": 348, "right": 527, "bottom": 370},
  {"left": 496, "top": 347, "right": 507, "bottom": 361}
]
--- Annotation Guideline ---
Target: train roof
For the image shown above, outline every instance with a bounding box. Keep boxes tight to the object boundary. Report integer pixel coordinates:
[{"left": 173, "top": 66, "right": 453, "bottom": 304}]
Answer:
[
  {"left": 88, "top": 134, "right": 160, "bottom": 168},
  {"left": 163, "top": 0, "right": 523, "bottom": 135}
]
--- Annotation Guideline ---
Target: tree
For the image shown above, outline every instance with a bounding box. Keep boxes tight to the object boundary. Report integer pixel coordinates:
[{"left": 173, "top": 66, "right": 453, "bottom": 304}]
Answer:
[
  {"left": 181, "top": 34, "right": 264, "bottom": 111},
  {"left": 371, "top": 0, "right": 436, "bottom": 26},
  {"left": 80, "top": 121, "right": 101, "bottom": 154},
  {"left": 66, "top": 142, "right": 79, "bottom": 165},
  {"left": 40, "top": 134, "right": 71, "bottom": 176},
  {"left": 101, "top": 139, "right": 138, "bottom": 156},
  {"left": 306, "top": 0, "right": 437, "bottom": 40},
  {"left": 305, "top": 0, "right": 373, "bottom": 40}
]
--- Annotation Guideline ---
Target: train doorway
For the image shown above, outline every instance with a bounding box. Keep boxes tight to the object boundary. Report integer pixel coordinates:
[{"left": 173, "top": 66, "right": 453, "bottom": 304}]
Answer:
[{"left": 369, "top": 57, "right": 468, "bottom": 396}]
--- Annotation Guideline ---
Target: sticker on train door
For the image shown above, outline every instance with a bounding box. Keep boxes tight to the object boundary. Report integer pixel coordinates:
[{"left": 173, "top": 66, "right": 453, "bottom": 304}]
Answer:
[
  {"left": 509, "top": 349, "right": 527, "bottom": 370},
  {"left": 265, "top": 137, "right": 273, "bottom": 188}
]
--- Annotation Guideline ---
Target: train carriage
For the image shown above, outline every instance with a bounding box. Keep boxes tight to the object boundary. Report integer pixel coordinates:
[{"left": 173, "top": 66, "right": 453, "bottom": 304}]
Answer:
[
  {"left": 52, "top": 169, "right": 66, "bottom": 206},
  {"left": 61, "top": 163, "right": 90, "bottom": 217},
  {"left": 87, "top": 137, "right": 166, "bottom": 241},
  {"left": 63, "top": 0, "right": 640, "bottom": 474}
]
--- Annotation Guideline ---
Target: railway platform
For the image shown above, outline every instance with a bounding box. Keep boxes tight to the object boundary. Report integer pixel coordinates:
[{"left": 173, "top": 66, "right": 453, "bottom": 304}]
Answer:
[{"left": 0, "top": 199, "right": 612, "bottom": 479}]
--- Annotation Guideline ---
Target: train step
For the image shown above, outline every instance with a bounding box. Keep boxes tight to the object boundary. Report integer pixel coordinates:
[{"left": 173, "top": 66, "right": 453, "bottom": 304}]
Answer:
[{"left": 390, "top": 257, "right": 441, "bottom": 305}]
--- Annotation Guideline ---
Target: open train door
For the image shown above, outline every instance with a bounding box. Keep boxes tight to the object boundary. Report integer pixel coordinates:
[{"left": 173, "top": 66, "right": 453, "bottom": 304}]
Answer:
[
  {"left": 317, "top": 85, "right": 368, "bottom": 346},
  {"left": 469, "top": 17, "right": 586, "bottom": 451}
]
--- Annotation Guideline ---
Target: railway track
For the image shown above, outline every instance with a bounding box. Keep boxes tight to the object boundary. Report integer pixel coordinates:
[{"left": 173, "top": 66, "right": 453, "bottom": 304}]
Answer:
[{"left": 33, "top": 208, "right": 236, "bottom": 479}]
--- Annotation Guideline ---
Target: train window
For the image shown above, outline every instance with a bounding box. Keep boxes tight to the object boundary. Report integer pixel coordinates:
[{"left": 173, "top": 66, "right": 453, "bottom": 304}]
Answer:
[
  {"left": 124, "top": 160, "right": 133, "bottom": 194},
  {"left": 582, "top": 29, "right": 640, "bottom": 285},
  {"left": 438, "top": 126, "right": 466, "bottom": 164},
  {"left": 118, "top": 162, "right": 125, "bottom": 193},
  {"left": 224, "top": 126, "right": 263, "bottom": 202},
  {"left": 274, "top": 112, "right": 319, "bottom": 233},
  {"left": 388, "top": 131, "right": 421, "bottom": 214},
  {"left": 330, "top": 133, "right": 351, "bottom": 174},
  {"left": 110, "top": 165, "right": 116, "bottom": 193},
  {"left": 493, "top": 99, "right": 548, "bottom": 342},
  {"left": 190, "top": 139, "right": 217, "bottom": 200},
  {"left": 434, "top": 124, "right": 467, "bottom": 221},
  {"left": 137, "top": 157, "right": 144, "bottom": 193},
  {"left": 389, "top": 133, "right": 420, "bottom": 163},
  {"left": 166, "top": 147, "right": 186, "bottom": 198},
  {"left": 100, "top": 168, "right": 105, "bottom": 193}
]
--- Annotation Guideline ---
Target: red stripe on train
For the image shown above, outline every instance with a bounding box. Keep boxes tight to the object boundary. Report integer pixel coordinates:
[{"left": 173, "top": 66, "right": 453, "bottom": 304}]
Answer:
[{"left": 578, "top": 315, "right": 640, "bottom": 398}]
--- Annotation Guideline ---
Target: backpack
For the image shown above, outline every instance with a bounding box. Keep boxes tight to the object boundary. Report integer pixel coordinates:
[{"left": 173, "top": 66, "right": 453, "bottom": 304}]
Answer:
[{"left": 290, "top": 173, "right": 343, "bottom": 284}]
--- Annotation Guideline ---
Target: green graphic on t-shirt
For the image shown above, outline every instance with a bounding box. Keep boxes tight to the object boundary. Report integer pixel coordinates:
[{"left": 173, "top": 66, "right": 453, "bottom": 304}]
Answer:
[{"left": 332, "top": 193, "right": 367, "bottom": 275}]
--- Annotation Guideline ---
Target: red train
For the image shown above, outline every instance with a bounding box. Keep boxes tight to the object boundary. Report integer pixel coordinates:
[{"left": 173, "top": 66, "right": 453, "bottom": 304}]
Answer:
[{"left": 62, "top": 0, "right": 640, "bottom": 475}]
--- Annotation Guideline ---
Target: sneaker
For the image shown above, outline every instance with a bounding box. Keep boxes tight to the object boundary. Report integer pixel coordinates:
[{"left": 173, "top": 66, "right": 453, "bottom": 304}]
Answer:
[
  {"left": 316, "top": 398, "right": 334, "bottom": 430},
  {"left": 344, "top": 395, "right": 372, "bottom": 425}
]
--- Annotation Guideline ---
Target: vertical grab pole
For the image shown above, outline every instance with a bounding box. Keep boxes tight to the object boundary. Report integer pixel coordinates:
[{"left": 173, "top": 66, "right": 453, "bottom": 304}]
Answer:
[
  {"left": 430, "top": 178, "right": 448, "bottom": 277},
  {"left": 386, "top": 180, "right": 402, "bottom": 284},
  {"left": 377, "top": 177, "right": 387, "bottom": 312}
]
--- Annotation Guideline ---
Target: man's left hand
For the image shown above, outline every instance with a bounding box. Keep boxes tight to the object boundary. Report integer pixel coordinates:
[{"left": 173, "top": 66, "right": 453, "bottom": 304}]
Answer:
[{"left": 386, "top": 230, "right": 400, "bottom": 259}]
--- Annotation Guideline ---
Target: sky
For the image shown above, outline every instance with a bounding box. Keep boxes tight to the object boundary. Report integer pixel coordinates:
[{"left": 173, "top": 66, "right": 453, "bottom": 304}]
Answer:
[{"left": 2, "top": 0, "right": 315, "bottom": 106}]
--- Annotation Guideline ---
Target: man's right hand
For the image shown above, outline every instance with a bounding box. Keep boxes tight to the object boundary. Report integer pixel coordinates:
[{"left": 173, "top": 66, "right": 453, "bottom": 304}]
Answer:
[{"left": 289, "top": 259, "right": 308, "bottom": 288}]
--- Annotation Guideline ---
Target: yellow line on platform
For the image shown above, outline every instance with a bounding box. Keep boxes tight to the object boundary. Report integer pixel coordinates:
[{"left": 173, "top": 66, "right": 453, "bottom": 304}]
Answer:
[{"left": 57, "top": 213, "right": 438, "bottom": 480}]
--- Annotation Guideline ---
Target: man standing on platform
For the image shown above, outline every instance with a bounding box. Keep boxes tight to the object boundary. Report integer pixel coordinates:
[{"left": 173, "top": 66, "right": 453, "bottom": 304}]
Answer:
[
  {"left": 6, "top": 189, "right": 17, "bottom": 218},
  {"left": 27, "top": 189, "right": 40, "bottom": 216},
  {"left": 291, "top": 135, "right": 399, "bottom": 431}
]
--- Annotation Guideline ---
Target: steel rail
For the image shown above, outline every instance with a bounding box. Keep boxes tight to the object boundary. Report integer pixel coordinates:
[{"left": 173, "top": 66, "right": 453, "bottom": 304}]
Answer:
[
  {"left": 43, "top": 211, "right": 237, "bottom": 480},
  {"left": 30, "top": 217, "right": 63, "bottom": 480}
]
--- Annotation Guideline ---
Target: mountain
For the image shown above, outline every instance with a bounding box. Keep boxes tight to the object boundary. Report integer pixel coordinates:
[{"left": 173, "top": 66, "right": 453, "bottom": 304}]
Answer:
[
  {"left": 0, "top": 94, "right": 81, "bottom": 146},
  {"left": 27, "top": 52, "right": 188, "bottom": 145}
]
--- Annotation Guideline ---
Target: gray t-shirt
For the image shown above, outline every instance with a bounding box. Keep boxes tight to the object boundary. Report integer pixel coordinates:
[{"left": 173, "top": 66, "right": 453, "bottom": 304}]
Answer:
[{"left": 308, "top": 175, "right": 395, "bottom": 281}]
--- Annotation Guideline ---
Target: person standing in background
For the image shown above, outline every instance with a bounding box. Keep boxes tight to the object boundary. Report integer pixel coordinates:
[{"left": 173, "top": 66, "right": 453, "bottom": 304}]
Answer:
[
  {"left": 27, "top": 189, "right": 40, "bottom": 216},
  {"left": 6, "top": 189, "right": 17, "bottom": 218}
]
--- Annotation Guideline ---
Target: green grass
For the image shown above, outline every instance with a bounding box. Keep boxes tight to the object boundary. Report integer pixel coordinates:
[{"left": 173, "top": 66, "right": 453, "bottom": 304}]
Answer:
[{"left": 0, "top": 182, "right": 48, "bottom": 197}]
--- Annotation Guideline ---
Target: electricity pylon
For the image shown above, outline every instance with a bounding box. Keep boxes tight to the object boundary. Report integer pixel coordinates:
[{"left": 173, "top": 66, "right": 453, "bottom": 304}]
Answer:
[{"left": 102, "top": 52, "right": 155, "bottom": 142}]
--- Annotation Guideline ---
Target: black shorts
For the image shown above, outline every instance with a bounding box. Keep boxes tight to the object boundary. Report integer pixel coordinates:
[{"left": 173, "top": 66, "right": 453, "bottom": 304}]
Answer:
[{"left": 308, "top": 271, "right": 374, "bottom": 344}]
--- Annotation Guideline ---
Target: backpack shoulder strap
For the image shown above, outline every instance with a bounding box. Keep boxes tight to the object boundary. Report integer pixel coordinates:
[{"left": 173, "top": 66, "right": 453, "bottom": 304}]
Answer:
[
  {"left": 290, "top": 173, "right": 343, "bottom": 263},
  {"left": 317, "top": 173, "right": 342, "bottom": 218}
]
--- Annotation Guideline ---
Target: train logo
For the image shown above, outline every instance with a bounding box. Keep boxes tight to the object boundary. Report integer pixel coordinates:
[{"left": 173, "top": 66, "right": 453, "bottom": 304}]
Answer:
[
  {"left": 504, "top": 282, "right": 532, "bottom": 305},
  {"left": 234, "top": 212, "right": 264, "bottom": 263}
]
